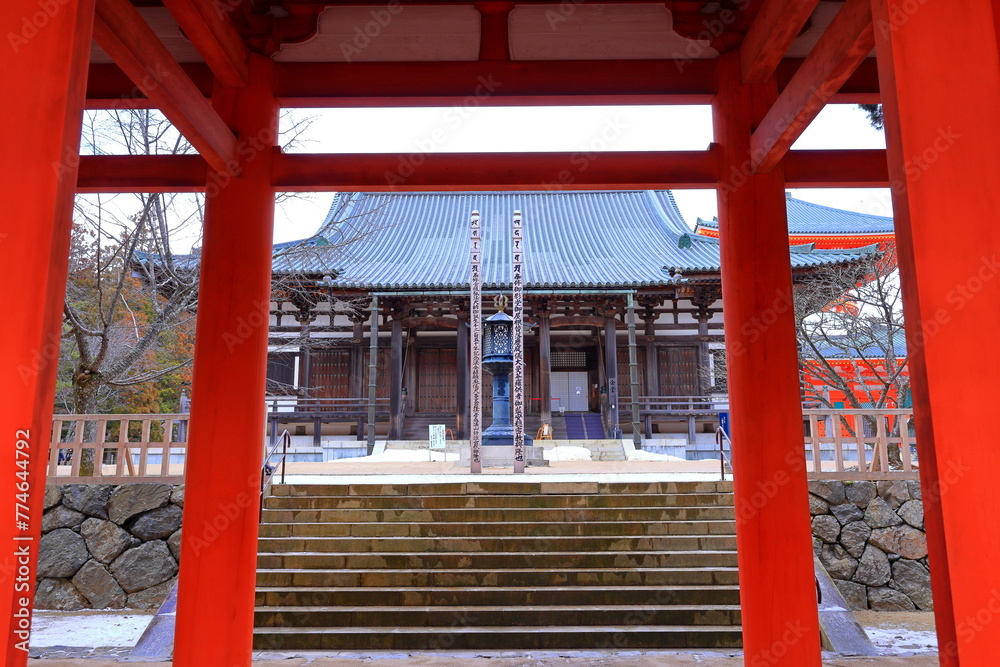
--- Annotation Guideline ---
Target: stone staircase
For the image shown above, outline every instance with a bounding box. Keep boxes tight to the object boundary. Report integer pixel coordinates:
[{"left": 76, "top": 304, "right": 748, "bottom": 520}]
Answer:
[{"left": 254, "top": 481, "right": 742, "bottom": 650}]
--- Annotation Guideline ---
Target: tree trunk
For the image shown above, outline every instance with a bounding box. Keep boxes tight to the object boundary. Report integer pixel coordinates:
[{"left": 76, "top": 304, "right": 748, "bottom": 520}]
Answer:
[{"left": 72, "top": 369, "right": 102, "bottom": 476}]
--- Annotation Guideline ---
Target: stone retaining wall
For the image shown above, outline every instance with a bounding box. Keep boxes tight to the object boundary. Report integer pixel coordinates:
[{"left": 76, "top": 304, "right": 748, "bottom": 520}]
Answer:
[
  {"left": 36, "top": 483, "right": 183, "bottom": 610},
  {"left": 810, "top": 479, "right": 932, "bottom": 612}
]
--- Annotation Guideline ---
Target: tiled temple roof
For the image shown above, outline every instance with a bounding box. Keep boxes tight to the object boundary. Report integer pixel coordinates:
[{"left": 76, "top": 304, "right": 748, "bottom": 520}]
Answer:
[{"left": 272, "top": 190, "right": 877, "bottom": 290}]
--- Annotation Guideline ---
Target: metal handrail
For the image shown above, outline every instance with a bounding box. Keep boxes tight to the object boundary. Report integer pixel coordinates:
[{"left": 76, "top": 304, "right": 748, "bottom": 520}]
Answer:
[
  {"left": 260, "top": 429, "right": 290, "bottom": 516},
  {"left": 715, "top": 426, "right": 734, "bottom": 481}
]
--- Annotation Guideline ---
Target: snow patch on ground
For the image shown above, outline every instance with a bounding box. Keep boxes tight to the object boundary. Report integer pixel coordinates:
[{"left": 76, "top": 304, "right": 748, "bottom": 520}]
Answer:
[
  {"left": 543, "top": 446, "right": 593, "bottom": 462},
  {"left": 30, "top": 611, "right": 153, "bottom": 647},
  {"left": 865, "top": 625, "right": 938, "bottom": 655},
  {"left": 340, "top": 448, "right": 459, "bottom": 462}
]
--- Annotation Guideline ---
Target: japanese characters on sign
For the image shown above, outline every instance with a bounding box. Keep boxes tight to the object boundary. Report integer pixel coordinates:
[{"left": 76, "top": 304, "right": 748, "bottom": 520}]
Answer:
[
  {"left": 470, "top": 211, "right": 483, "bottom": 473},
  {"left": 512, "top": 211, "right": 525, "bottom": 472}
]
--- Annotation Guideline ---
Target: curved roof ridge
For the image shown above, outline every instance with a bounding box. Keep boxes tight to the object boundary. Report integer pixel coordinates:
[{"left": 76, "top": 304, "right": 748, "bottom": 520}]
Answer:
[{"left": 788, "top": 195, "right": 893, "bottom": 223}]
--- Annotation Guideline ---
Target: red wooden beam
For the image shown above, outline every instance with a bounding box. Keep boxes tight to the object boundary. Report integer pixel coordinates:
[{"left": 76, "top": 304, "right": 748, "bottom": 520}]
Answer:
[
  {"left": 783, "top": 149, "right": 888, "bottom": 187},
  {"left": 274, "top": 60, "right": 718, "bottom": 107},
  {"left": 77, "top": 155, "right": 208, "bottom": 192},
  {"left": 749, "top": 0, "right": 874, "bottom": 174},
  {"left": 270, "top": 150, "right": 721, "bottom": 191},
  {"left": 74, "top": 148, "right": 889, "bottom": 192},
  {"left": 740, "top": 0, "right": 821, "bottom": 84},
  {"left": 85, "top": 63, "right": 214, "bottom": 109},
  {"left": 162, "top": 0, "right": 250, "bottom": 87},
  {"left": 776, "top": 58, "right": 880, "bottom": 104},
  {"left": 86, "top": 59, "right": 884, "bottom": 109},
  {"left": 93, "top": 0, "right": 240, "bottom": 173}
]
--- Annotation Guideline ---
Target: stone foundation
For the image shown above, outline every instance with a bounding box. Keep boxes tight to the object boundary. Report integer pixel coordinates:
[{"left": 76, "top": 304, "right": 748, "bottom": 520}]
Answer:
[
  {"left": 809, "top": 479, "right": 931, "bottom": 612},
  {"left": 36, "top": 483, "right": 183, "bottom": 610}
]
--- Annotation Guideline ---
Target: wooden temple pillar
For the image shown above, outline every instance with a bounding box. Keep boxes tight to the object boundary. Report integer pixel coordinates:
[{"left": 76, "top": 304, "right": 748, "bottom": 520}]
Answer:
[
  {"left": 604, "top": 314, "right": 620, "bottom": 437},
  {"left": 0, "top": 2, "right": 95, "bottom": 662},
  {"left": 538, "top": 308, "right": 552, "bottom": 427},
  {"left": 388, "top": 316, "right": 404, "bottom": 439},
  {"left": 713, "top": 52, "right": 821, "bottom": 666},
  {"left": 456, "top": 312, "right": 470, "bottom": 439},
  {"left": 173, "top": 55, "right": 278, "bottom": 667},
  {"left": 871, "top": 1, "right": 1000, "bottom": 662}
]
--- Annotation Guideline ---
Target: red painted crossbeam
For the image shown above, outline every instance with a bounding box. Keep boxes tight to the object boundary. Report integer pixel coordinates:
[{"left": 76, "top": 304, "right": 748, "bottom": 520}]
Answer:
[{"left": 75, "top": 148, "right": 888, "bottom": 192}]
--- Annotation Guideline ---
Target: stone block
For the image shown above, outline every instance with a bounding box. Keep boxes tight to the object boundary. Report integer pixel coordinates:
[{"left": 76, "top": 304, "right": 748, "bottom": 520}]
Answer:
[
  {"left": 877, "top": 480, "right": 911, "bottom": 509},
  {"left": 129, "top": 505, "right": 183, "bottom": 541},
  {"left": 809, "top": 495, "right": 830, "bottom": 516},
  {"left": 41, "top": 505, "right": 86, "bottom": 533},
  {"left": 853, "top": 545, "right": 891, "bottom": 587},
  {"left": 870, "top": 525, "right": 928, "bottom": 560},
  {"left": 72, "top": 560, "right": 126, "bottom": 609},
  {"left": 845, "top": 480, "right": 876, "bottom": 507},
  {"left": 62, "top": 484, "right": 114, "bottom": 519},
  {"left": 833, "top": 579, "right": 868, "bottom": 611},
  {"left": 126, "top": 577, "right": 177, "bottom": 610},
  {"left": 81, "top": 518, "right": 132, "bottom": 564},
  {"left": 38, "top": 528, "right": 89, "bottom": 578},
  {"left": 44, "top": 485, "right": 62, "bottom": 511},
  {"left": 868, "top": 586, "right": 916, "bottom": 611},
  {"left": 864, "top": 497, "right": 903, "bottom": 529},
  {"left": 110, "top": 541, "right": 178, "bottom": 593},
  {"left": 898, "top": 499, "right": 924, "bottom": 530},
  {"left": 167, "top": 529, "right": 182, "bottom": 561},
  {"left": 34, "top": 578, "right": 88, "bottom": 611},
  {"left": 107, "top": 483, "right": 172, "bottom": 525},
  {"left": 892, "top": 559, "right": 934, "bottom": 610},
  {"left": 808, "top": 480, "right": 846, "bottom": 505},
  {"left": 812, "top": 515, "right": 841, "bottom": 543},
  {"left": 831, "top": 502, "right": 864, "bottom": 526},
  {"left": 839, "top": 520, "right": 872, "bottom": 559},
  {"left": 169, "top": 484, "right": 184, "bottom": 507},
  {"left": 819, "top": 543, "right": 858, "bottom": 580}
]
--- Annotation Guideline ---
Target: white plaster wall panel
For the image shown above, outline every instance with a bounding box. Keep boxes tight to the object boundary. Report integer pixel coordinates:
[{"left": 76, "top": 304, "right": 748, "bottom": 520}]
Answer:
[
  {"left": 274, "top": 6, "right": 480, "bottom": 62},
  {"left": 509, "top": 4, "right": 714, "bottom": 61}
]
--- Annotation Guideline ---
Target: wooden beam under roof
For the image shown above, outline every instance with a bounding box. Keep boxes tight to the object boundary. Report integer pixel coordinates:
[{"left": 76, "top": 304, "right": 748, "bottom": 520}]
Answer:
[
  {"left": 162, "top": 0, "right": 249, "bottom": 87},
  {"left": 741, "top": 0, "right": 821, "bottom": 84},
  {"left": 749, "top": 0, "right": 875, "bottom": 174},
  {"left": 75, "top": 148, "right": 889, "bottom": 192},
  {"left": 93, "top": 0, "right": 240, "bottom": 173}
]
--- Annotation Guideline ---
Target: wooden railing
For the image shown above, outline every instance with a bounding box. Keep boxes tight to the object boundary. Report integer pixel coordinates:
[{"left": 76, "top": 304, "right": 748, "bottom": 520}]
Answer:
[
  {"left": 49, "top": 414, "right": 189, "bottom": 484},
  {"left": 803, "top": 409, "right": 918, "bottom": 481}
]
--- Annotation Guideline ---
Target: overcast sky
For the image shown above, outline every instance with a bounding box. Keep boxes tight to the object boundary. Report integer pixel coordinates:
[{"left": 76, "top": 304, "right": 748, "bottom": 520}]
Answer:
[{"left": 274, "top": 103, "right": 891, "bottom": 243}]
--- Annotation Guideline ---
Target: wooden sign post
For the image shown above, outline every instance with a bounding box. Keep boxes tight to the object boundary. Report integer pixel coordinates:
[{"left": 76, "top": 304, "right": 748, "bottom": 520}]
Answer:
[
  {"left": 512, "top": 211, "right": 525, "bottom": 473},
  {"left": 469, "top": 211, "right": 483, "bottom": 473}
]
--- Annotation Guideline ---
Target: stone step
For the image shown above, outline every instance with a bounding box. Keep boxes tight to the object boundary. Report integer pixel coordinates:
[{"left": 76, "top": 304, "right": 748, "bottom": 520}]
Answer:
[
  {"left": 258, "top": 519, "right": 737, "bottom": 538},
  {"left": 255, "top": 585, "right": 743, "bottom": 607},
  {"left": 270, "top": 481, "right": 735, "bottom": 497},
  {"left": 260, "top": 506, "right": 736, "bottom": 524},
  {"left": 257, "top": 534, "right": 737, "bottom": 555},
  {"left": 252, "top": 624, "right": 743, "bottom": 650},
  {"left": 263, "top": 492, "right": 733, "bottom": 510},
  {"left": 255, "top": 566, "right": 740, "bottom": 588},
  {"left": 254, "top": 604, "right": 742, "bottom": 628}
]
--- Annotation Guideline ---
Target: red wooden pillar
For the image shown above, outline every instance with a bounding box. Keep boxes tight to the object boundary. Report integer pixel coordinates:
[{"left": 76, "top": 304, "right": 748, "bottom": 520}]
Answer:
[
  {"left": 173, "top": 54, "right": 277, "bottom": 666},
  {"left": 713, "top": 52, "right": 821, "bottom": 666},
  {"left": 871, "top": 2, "right": 1000, "bottom": 663},
  {"left": 0, "top": 1, "right": 94, "bottom": 663}
]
